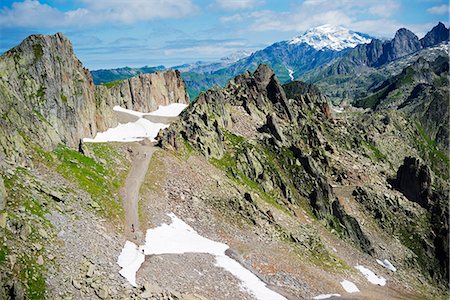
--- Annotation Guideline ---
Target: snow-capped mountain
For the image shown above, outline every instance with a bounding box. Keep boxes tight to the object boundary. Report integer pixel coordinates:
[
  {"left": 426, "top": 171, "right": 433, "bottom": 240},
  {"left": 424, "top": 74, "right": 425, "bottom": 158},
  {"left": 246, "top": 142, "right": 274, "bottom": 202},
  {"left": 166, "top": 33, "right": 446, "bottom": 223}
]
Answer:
[{"left": 289, "top": 24, "right": 372, "bottom": 51}]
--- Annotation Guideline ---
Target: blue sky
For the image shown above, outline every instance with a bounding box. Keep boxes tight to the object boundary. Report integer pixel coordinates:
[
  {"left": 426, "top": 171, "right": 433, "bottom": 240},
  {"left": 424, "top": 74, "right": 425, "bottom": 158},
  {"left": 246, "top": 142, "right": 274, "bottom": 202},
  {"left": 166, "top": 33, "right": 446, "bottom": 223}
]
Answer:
[{"left": 0, "top": 0, "right": 448, "bottom": 69}]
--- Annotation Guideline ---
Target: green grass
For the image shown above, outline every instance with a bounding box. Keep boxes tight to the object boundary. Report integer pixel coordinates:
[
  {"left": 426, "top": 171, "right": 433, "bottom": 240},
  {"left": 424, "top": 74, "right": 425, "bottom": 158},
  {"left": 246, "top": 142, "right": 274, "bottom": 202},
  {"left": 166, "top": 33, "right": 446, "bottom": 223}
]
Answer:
[
  {"left": 19, "top": 255, "right": 46, "bottom": 299},
  {"left": 362, "top": 141, "right": 386, "bottom": 161},
  {"left": 0, "top": 245, "right": 7, "bottom": 264},
  {"left": 415, "top": 122, "right": 449, "bottom": 180},
  {"left": 32, "top": 44, "right": 43, "bottom": 60},
  {"left": 60, "top": 94, "right": 68, "bottom": 103},
  {"left": 32, "top": 109, "right": 51, "bottom": 126},
  {"left": 54, "top": 144, "right": 124, "bottom": 221},
  {"left": 102, "top": 80, "right": 122, "bottom": 88}
]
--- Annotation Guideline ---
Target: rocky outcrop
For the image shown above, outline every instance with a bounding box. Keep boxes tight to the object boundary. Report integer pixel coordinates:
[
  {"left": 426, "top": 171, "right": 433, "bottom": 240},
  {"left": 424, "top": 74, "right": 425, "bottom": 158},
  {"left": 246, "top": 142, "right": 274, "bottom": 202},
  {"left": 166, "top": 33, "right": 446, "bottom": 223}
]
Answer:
[
  {"left": 160, "top": 65, "right": 373, "bottom": 253},
  {"left": 375, "top": 28, "right": 422, "bottom": 67},
  {"left": 420, "top": 22, "right": 450, "bottom": 48},
  {"left": 94, "top": 71, "right": 189, "bottom": 132},
  {"left": 0, "top": 33, "right": 189, "bottom": 163}
]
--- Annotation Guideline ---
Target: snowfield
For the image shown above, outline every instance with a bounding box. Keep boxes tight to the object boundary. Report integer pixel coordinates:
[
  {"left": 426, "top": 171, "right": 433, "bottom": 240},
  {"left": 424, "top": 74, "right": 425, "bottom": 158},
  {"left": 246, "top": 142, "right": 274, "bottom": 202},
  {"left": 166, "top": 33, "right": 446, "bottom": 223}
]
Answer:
[
  {"left": 289, "top": 24, "right": 371, "bottom": 51},
  {"left": 83, "top": 103, "right": 187, "bottom": 143},
  {"left": 118, "top": 213, "right": 286, "bottom": 300}
]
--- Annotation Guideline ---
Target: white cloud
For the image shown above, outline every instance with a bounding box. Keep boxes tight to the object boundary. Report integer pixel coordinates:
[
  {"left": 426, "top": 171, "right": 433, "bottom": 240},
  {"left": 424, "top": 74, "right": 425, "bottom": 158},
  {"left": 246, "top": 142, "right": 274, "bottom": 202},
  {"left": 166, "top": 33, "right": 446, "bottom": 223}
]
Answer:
[
  {"left": 369, "top": 1, "right": 401, "bottom": 17},
  {"left": 221, "top": 0, "right": 431, "bottom": 37},
  {"left": 212, "top": 0, "right": 263, "bottom": 11},
  {"left": 426, "top": 4, "right": 449, "bottom": 15},
  {"left": 0, "top": 0, "right": 198, "bottom": 28}
]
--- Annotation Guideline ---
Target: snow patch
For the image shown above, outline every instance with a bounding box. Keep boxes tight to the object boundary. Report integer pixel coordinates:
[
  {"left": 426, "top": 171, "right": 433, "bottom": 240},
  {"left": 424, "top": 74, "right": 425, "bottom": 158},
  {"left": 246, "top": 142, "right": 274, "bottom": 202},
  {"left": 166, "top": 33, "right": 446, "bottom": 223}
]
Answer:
[
  {"left": 118, "top": 213, "right": 286, "bottom": 300},
  {"left": 376, "top": 259, "right": 397, "bottom": 272},
  {"left": 355, "top": 265, "right": 386, "bottom": 286},
  {"left": 148, "top": 103, "right": 188, "bottom": 117},
  {"left": 340, "top": 280, "right": 360, "bottom": 293},
  {"left": 289, "top": 24, "right": 371, "bottom": 51},
  {"left": 117, "top": 241, "right": 145, "bottom": 287},
  {"left": 313, "top": 293, "right": 341, "bottom": 299},
  {"left": 83, "top": 103, "right": 187, "bottom": 143},
  {"left": 82, "top": 119, "right": 169, "bottom": 143}
]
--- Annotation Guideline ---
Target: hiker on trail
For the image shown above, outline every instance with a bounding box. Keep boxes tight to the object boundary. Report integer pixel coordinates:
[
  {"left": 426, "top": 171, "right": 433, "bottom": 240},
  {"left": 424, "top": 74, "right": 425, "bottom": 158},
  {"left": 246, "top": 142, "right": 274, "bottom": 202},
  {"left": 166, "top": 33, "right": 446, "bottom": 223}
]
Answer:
[{"left": 131, "top": 224, "right": 135, "bottom": 233}]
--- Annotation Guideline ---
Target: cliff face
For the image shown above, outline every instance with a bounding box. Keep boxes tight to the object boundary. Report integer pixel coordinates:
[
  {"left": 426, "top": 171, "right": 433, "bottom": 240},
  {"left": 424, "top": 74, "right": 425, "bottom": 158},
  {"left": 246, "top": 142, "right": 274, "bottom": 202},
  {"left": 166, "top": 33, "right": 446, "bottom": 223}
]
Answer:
[
  {"left": 95, "top": 71, "right": 189, "bottom": 131},
  {"left": 0, "top": 33, "right": 96, "bottom": 162},
  {"left": 0, "top": 33, "right": 189, "bottom": 163}
]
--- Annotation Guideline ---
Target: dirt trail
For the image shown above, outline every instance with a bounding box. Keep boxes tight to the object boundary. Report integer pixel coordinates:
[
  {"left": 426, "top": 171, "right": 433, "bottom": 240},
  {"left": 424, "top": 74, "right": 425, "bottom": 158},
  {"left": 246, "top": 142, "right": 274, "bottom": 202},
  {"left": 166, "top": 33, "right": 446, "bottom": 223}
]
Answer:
[{"left": 121, "top": 142, "right": 157, "bottom": 240}]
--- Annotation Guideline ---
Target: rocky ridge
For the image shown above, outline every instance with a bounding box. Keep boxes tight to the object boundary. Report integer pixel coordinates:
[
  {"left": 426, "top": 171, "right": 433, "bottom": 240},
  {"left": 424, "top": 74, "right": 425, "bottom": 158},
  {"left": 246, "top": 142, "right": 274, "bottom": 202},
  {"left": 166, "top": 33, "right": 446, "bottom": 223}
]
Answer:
[{"left": 0, "top": 33, "right": 189, "bottom": 164}]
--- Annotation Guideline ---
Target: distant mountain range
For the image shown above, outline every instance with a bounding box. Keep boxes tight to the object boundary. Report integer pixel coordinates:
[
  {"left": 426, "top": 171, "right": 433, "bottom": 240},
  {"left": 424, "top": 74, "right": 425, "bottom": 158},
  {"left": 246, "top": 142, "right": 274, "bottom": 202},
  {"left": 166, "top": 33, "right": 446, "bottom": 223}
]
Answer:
[
  {"left": 303, "top": 22, "right": 449, "bottom": 103},
  {"left": 91, "top": 23, "right": 449, "bottom": 100}
]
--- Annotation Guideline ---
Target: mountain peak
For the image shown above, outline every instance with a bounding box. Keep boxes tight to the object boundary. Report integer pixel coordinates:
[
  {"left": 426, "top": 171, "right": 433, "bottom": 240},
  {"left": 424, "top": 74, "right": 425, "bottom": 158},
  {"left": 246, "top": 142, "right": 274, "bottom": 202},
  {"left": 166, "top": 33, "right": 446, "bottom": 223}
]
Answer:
[{"left": 288, "top": 24, "right": 371, "bottom": 51}]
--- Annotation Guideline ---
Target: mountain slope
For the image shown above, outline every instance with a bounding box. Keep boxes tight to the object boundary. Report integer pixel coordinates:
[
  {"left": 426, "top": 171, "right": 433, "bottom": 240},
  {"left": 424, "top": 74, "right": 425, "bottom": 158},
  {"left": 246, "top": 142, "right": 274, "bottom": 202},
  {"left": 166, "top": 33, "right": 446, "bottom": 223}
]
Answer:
[
  {"left": 355, "top": 55, "right": 449, "bottom": 157},
  {"left": 182, "top": 25, "right": 371, "bottom": 97},
  {"left": 159, "top": 65, "right": 449, "bottom": 296}
]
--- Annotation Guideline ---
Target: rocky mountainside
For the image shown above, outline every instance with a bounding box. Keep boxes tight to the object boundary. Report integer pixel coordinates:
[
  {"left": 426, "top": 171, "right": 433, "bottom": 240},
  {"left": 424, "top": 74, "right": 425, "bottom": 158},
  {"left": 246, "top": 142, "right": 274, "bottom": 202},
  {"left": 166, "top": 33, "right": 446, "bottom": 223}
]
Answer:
[
  {"left": 355, "top": 55, "right": 449, "bottom": 153},
  {"left": 0, "top": 32, "right": 449, "bottom": 300},
  {"left": 0, "top": 33, "right": 189, "bottom": 163},
  {"left": 302, "top": 23, "right": 449, "bottom": 103},
  {"left": 160, "top": 65, "right": 449, "bottom": 296}
]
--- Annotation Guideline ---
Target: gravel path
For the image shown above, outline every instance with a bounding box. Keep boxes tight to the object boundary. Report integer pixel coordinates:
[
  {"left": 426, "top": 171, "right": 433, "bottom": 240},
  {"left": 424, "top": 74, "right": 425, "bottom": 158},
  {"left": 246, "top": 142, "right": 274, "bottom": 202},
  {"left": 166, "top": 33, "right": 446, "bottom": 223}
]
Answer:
[{"left": 121, "top": 142, "right": 157, "bottom": 240}]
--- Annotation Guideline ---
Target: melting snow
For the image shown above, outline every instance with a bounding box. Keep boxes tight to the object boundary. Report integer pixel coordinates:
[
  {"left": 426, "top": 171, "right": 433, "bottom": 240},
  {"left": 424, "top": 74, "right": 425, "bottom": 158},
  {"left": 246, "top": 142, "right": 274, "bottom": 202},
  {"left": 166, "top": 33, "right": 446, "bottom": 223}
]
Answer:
[
  {"left": 83, "top": 103, "right": 187, "bottom": 143},
  {"left": 117, "top": 241, "right": 145, "bottom": 287},
  {"left": 355, "top": 265, "right": 386, "bottom": 286},
  {"left": 340, "top": 280, "right": 360, "bottom": 293},
  {"left": 118, "top": 213, "right": 286, "bottom": 300},
  {"left": 313, "top": 293, "right": 341, "bottom": 299},
  {"left": 376, "top": 259, "right": 397, "bottom": 272},
  {"left": 82, "top": 119, "right": 169, "bottom": 143}
]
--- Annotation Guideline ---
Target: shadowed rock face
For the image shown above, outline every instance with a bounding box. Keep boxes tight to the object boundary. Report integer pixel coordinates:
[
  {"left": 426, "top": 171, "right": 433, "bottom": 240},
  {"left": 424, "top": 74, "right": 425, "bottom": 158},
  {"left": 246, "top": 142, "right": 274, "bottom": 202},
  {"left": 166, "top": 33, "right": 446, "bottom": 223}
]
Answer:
[
  {"left": 420, "top": 22, "right": 450, "bottom": 48},
  {"left": 395, "top": 157, "right": 432, "bottom": 208},
  {"left": 375, "top": 28, "right": 422, "bottom": 67},
  {"left": 0, "top": 33, "right": 189, "bottom": 163}
]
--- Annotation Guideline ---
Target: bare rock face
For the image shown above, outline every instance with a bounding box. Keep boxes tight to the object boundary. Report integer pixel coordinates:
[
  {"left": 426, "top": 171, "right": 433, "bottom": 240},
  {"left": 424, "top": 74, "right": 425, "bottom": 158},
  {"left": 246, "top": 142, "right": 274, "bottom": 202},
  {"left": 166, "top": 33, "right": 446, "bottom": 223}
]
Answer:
[
  {"left": 0, "top": 33, "right": 189, "bottom": 162},
  {"left": 95, "top": 71, "right": 189, "bottom": 132},
  {"left": 0, "top": 33, "right": 97, "bottom": 162},
  {"left": 109, "top": 71, "right": 188, "bottom": 111}
]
